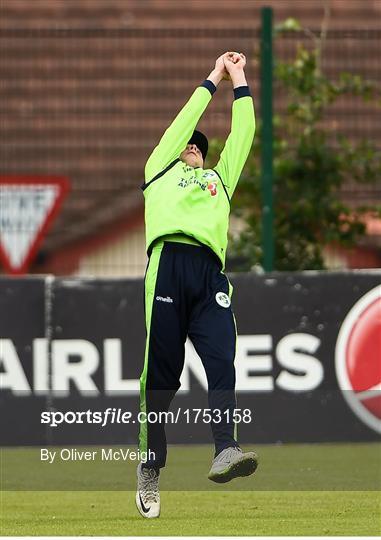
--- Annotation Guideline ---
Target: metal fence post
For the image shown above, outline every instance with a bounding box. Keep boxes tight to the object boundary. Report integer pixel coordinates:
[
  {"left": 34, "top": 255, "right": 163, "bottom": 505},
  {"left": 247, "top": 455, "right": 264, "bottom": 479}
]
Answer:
[{"left": 260, "top": 7, "right": 274, "bottom": 272}]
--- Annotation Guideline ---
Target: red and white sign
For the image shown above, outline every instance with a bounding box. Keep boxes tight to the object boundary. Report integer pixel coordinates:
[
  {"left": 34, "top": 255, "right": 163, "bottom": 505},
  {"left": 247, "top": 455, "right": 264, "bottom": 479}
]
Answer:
[
  {"left": 0, "top": 176, "right": 69, "bottom": 274},
  {"left": 335, "top": 285, "right": 381, "bottom": 434}
]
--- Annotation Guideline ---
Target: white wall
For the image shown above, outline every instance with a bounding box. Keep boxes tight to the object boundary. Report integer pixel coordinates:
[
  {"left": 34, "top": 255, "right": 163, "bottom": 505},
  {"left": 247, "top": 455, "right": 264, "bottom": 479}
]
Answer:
[{"left": 76, "top": 226, "right": 147, "bottom": 277}]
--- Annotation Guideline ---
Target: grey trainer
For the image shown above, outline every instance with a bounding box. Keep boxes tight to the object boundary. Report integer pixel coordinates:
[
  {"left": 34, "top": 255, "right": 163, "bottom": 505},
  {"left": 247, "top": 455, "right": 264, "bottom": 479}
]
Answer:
[{"left": 208, "top": 446, "right": 258, "bottom": 483}]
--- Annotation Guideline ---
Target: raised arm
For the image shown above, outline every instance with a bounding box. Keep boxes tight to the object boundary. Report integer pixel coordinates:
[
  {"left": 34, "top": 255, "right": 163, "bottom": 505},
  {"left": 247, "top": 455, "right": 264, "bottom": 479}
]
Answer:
[
  {"left": 214, "top": 53, "right": 256, "bottom": 199},
  {"left": 144, "top": 53, "right": 231, "bottom": 181}
]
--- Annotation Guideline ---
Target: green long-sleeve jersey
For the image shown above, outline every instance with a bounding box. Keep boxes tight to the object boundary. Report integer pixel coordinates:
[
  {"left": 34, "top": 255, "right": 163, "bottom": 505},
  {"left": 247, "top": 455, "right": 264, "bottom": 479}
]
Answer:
[{"left": 141, "top": 80, "right": 255, "bottom": 269}]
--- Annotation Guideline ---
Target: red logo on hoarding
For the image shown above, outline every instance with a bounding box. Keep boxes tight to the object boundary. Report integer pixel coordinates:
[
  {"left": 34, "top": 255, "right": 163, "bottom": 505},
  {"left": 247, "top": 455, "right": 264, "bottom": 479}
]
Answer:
[
  {"left": 335, "top": 285, "right": 381, "bottom": 433},
  {"left": 0, "top": 176, "right": 69, "bottom": 274}
]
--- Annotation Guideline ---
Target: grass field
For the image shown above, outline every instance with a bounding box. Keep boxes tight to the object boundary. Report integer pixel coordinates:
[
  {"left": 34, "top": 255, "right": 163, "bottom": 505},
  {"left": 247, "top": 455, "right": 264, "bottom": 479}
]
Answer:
[
  {"left": 1, "top": 443, "right": 380, "bottom": 536},
  {"left": 2, "top": 490, "right": 380, "bottom": 536}
]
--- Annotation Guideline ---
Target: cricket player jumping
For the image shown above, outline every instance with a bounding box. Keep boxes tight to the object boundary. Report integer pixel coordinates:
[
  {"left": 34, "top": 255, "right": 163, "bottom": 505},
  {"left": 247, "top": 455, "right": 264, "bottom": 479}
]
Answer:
[{"left": 136, "top": 51, "right": 257, "bottom": 518}]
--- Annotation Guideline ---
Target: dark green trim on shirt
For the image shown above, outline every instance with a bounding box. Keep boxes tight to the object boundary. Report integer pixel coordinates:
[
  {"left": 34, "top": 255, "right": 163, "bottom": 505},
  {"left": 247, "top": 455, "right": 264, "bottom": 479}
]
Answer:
[
  {"left": 213, "top": 169, "right": 231, "bottom": 204},
  {"left": 141, "top": 158, "right": 180, "bottom": 190}
]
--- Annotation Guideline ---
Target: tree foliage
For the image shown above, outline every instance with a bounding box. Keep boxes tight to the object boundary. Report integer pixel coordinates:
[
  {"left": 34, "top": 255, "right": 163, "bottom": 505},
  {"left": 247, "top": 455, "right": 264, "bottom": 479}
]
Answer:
[{"left": 207, "top": 19, "right": 381, "bottom": 271}]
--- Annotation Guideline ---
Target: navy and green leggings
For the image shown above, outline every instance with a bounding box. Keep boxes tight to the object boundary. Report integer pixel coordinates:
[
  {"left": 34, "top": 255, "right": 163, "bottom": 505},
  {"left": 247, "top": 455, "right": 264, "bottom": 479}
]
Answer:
[{"left": 139, "top": 235, "right": 239, "bottom": 469}]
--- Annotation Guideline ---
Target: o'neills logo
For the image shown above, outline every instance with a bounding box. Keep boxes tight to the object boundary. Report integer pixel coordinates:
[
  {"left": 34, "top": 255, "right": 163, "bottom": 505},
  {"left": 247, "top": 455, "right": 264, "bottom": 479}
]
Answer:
[
  {"left": 156, "top": 295, "right": 173, "bottom": 303},
  {"left": 335, "top": 285, "right": 381, "bottom": 434}
]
